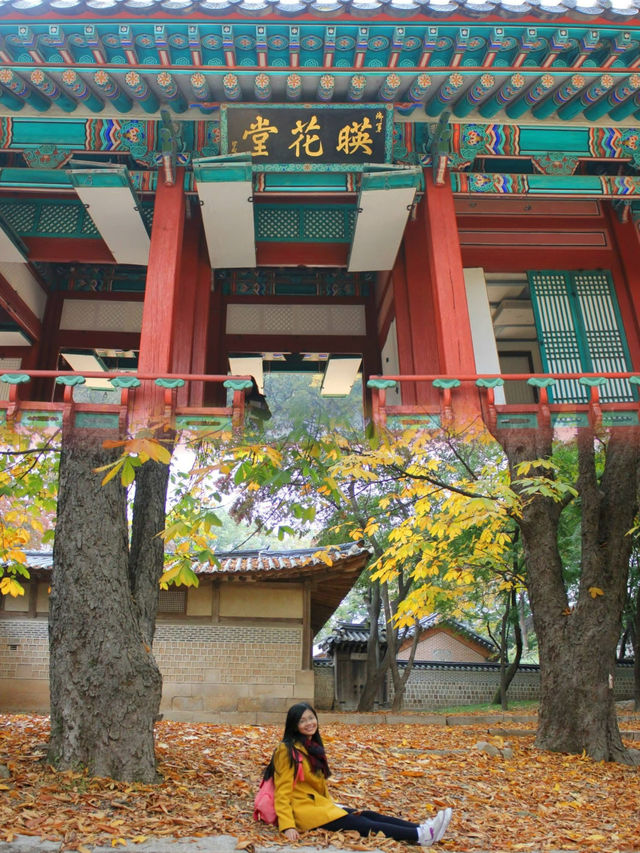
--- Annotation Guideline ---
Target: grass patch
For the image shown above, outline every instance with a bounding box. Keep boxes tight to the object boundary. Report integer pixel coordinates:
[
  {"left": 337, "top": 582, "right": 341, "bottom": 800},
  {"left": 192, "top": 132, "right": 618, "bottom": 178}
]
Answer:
[{"left": 435, "top": 699, "right": 539, "bottom": 715}]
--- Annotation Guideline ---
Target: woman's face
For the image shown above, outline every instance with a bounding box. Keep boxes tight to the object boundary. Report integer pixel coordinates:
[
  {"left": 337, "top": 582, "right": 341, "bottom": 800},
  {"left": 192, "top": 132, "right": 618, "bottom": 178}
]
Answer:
[{"left": 297, "top": 708, "right": 318, "bottom": 737}]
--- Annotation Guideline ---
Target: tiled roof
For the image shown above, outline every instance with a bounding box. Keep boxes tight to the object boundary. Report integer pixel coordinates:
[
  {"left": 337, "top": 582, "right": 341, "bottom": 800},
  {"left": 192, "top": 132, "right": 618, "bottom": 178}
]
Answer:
[
  {"left": 323, "top": 621, "right": 375, "bottom": 647},
  {"left": 21, "top": 551, "right": 54, "bottom": 571},
  {"left": 20, "top": 544, "right": 370, "bottom": 637},
  {"left": 20, "top": 542, "right": 371, "bottom": 577},
  {"left": 197, "top": 542, "right": 371, "bottom": 575},
  {"left": 323, "top": 613, "right": 494, "bottom": 653},
  {"left": 0, "top": 0, "right": 638, "bottom": 21}
]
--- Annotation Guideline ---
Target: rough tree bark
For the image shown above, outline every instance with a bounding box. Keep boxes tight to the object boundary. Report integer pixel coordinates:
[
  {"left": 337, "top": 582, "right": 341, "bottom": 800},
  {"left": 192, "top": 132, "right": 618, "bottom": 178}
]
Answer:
[
  {"left": 129, "top": 456, "right": 172, "bottom": 645},
  {"left": 500, "top": 426, "right": 640, "bottom": 764},
  {"left": 389, "top": 613, "right": 420, "bottom": 713},
  {"left": 492, "top": 587, "right": 524, "bottom": 709},
  {"left": 357, "top": 579, "right": 387, "bottom": 711},
  {"left": 634, "top": 584, "right": 640, "bottom": 711},
  {"left": 356, "top": 576, "right": 418, "bottom": 711},
  {"left": 48, "top": 430, "right": 171, "bottom": 781}
]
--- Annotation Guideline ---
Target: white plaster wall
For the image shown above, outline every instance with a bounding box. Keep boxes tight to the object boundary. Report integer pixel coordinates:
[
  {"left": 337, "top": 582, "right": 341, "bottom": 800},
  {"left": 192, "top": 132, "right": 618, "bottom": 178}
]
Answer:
[
  {"left": 380, "top": 318, "right": 401, "bottom": 405},
  {"left": 0, "top": 262, "right": 47, "bottom": 319},
  {"left": 463, "top": 267, "right": 505, "bottom": 405}
]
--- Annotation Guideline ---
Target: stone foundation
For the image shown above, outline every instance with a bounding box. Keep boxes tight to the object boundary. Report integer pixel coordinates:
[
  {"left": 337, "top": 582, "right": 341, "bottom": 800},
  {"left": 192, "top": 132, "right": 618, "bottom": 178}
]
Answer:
[
  {"left": 314, "top": 660, "right": 636, "bottom": 710},
  {"left": 0, "top": 618, "right": 313, "bottom": 721}
]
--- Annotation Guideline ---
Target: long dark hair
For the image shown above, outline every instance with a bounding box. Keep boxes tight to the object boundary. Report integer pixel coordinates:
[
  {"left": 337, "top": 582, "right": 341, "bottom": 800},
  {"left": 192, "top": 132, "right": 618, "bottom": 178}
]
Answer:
[{"left": 262, "top": 702, "right": 327, "bottom": 781}]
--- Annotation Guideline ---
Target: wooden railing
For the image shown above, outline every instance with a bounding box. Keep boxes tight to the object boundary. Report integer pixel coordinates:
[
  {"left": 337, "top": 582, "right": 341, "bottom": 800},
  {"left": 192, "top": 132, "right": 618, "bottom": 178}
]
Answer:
[
  {"left": 367, "top": 372, "right": 640, "bottom": 432},
  {"left": 0, "top": 370, "right": 255, "bottom": 434},
  {"left": 5, "top": 368, "right": 637, "bottom": 437}
]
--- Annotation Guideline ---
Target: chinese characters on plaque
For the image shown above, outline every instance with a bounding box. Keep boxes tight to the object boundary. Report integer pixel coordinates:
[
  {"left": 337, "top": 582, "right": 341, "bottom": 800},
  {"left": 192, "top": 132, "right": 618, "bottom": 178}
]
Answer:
[{"left": 223, "top": 106, "right": 390, "bottom": 164}]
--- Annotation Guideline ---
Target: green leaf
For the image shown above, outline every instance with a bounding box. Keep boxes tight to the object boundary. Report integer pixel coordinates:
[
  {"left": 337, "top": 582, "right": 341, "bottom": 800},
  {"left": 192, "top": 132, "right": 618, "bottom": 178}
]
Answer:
[
  {"left": 277, "top": 525, "right": 295, "bottom": 540},
  {"left": 121, "top": 459, "right": 137, "bottom": 487}
]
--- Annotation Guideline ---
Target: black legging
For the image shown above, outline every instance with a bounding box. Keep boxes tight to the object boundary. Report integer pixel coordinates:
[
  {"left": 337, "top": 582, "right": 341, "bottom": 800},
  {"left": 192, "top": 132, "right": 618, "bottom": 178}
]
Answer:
[{"left": 321, "top": 808, "right": 419, "bottom": 843}]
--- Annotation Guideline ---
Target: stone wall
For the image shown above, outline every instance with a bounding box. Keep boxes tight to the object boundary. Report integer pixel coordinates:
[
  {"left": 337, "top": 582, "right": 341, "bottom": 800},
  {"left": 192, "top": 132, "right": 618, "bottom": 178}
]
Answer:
[
  {"left": 313, "top": 659, "right": 335, "bottom": 710},
  {"left": 391, "top": 662, "right": 541, "bottom": 709},
  {"left": 0, "top": 618, "right": 50, "bottom": 713},
  {"left": 156, "top": 623, "right": 312, "bottom": 720},
  {"left": 313, "top": 660, "right": 636, "bottom": 710},
  {"left": 0, "top": 617, "right": 314, "bottom": 722}
]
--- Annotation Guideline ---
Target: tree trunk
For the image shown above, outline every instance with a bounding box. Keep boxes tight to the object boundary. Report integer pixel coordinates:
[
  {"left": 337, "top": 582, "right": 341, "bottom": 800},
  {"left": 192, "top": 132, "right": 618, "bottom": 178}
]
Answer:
[
  {"left": 634, "top": 581, "right": 640, "bottom": 711},
  {"left": 129, "top": 454, "right": 173, "bottom": 645},
  {"left": 518, "top": 593, "right": 530, "bottom": 657},
  {"left": 493, "top": 589, "right": 511, "bottom": 709},
  {"left": 500, "top": 427, "right": 640, "bottom": 764},
  {"left": 48, "top": 431, "right": 163, "bottom": 782},
  {"left": 357, "top": 580, "right": 388, "bottom": 711},
  {"left": 492, "top": 588, "right": 524, "bottom": 707},
  {"left": 391, "top": 618, "right": 420, "bottom": 712}
]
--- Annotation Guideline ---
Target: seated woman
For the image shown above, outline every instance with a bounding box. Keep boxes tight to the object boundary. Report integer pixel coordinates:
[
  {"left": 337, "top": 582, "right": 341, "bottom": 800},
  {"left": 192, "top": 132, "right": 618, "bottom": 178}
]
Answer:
[{"left": 263, "top": 702, "right": 452, "bottom": 848}]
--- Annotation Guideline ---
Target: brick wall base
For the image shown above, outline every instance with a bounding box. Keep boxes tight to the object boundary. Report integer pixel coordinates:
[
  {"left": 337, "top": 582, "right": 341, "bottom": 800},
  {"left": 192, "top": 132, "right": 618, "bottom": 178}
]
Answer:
[
  {"left": 0, "top": 619, "right": 313, "bottom": 721},
  {"left": 314, "top": 661, "right": 636, "bottom": 710}
]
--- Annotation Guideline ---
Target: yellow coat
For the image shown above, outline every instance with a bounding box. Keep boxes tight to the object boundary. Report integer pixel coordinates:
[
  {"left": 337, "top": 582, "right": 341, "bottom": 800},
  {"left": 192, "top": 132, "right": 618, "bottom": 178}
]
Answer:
[{"left": 273, "top": 741, "right": 347, "bottom": 832}]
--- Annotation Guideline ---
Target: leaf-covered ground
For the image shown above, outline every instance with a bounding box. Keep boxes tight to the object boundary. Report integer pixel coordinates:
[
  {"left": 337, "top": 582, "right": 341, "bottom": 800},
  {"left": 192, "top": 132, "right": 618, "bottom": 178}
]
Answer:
[{"left": 1, "top": 710, "right": 640, "bottom": 853}]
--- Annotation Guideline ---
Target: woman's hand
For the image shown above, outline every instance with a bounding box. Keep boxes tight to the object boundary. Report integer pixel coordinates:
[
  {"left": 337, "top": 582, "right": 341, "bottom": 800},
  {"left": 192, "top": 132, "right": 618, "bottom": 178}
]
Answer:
[{"left": 283, "top": 828, "right": 300, "bottom": 842}]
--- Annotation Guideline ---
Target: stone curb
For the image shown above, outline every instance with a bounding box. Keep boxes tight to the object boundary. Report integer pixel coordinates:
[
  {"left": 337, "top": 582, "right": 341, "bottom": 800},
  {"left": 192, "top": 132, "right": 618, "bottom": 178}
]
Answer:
[{"left": 0, "top": 838, "right": 636, "bottom": 853}]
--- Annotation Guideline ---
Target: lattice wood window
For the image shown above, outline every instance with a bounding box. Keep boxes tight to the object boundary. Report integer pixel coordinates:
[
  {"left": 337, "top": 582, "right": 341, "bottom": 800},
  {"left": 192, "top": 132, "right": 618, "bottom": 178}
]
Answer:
[
  {"left": 158, "top": 588, "right": 187, "bottom": 614},
  {"left": 528, "top": 270, "right": 633, "bottom": 404}
]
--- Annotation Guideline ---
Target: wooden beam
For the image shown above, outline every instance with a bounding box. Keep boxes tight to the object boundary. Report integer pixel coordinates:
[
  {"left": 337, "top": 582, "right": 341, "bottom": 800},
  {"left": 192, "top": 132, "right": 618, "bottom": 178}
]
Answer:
[
  {"left": 56, "top": 330, "right": 140, "bottom": 350},
  {"left": 257, "top": 242, "right": 348, "bottom": 268},
  {"left": 456, "top": 215, "right": 609, "bottom": 232},
  {"left": 0, "top": 346, "right": 30, "bottom": 360},
  {"left": 461, "top": 246, "right": 615, "bottom": 272},
  {"left": 224, "top": 333, "right": 368, "bottom": 354},
  {"left": 24, "top": 237, "right": 115, "bottom": 264},
  {"left": 0, "top": 272, "right": 42, "bottom": 341}
]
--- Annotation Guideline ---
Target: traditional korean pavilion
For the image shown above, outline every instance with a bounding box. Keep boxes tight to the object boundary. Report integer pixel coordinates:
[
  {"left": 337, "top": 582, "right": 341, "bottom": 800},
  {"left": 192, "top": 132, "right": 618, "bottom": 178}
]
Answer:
[{"left": 1, "top": 0, "right": 640, "bottom": 433}]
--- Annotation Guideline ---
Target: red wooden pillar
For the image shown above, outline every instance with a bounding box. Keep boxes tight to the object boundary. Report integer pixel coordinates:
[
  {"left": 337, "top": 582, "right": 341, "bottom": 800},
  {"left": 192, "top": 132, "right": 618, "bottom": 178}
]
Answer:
[
  {"left": 391, "top": 244, "right": 415, "bottom": 378},
  {"left": 396, "top": 170, "right": 477, "bottom": 413},
  {"left": 421, "top": 170, "right": 476, "bottom": 376},
  {"left": 400, "top": 217, "right": 439, "bottom": 405},
  {"left": 171, "top": 214, "right": 201, "bottom": 408},
  {"left": 400, "top": 234, "right": 440, "bottom": 377},
  {"left": 189, "top": 235, "right": 213, "bottom": 407},
  {"left": 136, "top": 169, "right": 186, "bottom": 419},
  {"left": 362, "top": 280, "right": 382, "bottom": 416},
  {"left": 204, "top": 283, "right": 226, "bottom": 406},
  {"left": 31, "top": 291, "right": 63, "bottom": 403},
  {"left": 605, "top": 205, "right": 640, "bottom": 368}
]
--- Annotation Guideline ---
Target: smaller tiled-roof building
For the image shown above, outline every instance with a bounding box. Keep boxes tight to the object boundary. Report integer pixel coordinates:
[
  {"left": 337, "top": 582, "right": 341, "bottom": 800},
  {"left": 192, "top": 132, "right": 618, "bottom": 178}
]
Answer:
[
  {"left": 397, "top": 614, "right": 495, "bottom": 663},
  {"left": 321, "top": 617, "right": 495, "bottom": 710},
  {"left": 0, "top": 544, "right": 370, "bottom": 722}
]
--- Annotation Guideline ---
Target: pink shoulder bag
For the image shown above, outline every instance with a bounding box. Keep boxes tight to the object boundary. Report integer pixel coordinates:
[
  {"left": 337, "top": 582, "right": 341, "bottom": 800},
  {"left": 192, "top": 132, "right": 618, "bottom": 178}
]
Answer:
[{"left": 253, "top": 748, "right": 304, "bottom": 825}]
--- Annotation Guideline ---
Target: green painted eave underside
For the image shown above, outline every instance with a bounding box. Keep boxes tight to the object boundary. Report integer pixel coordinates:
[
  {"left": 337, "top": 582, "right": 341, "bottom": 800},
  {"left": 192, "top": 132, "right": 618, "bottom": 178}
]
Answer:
[{"left": 2, "top": 22, "right": 640, "bottom": 73}]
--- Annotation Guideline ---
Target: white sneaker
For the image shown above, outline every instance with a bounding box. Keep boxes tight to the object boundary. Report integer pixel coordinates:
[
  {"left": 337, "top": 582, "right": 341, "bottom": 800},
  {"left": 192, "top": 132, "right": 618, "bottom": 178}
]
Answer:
[
  {"left": 433, "top": 808, "right": 452, "bottom": 842},
  {"left": 417, "top": 822, "right": 435, "bottom": 847},
  {"left": 417, "top": 808, "right": 452, "bottom": 847}
]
